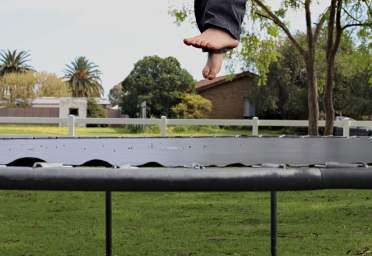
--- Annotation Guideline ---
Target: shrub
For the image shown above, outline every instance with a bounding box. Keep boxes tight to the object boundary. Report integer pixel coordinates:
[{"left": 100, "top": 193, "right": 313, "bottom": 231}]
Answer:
[{"left": 171, "top": 94, "right": 212, "bottom": 119}]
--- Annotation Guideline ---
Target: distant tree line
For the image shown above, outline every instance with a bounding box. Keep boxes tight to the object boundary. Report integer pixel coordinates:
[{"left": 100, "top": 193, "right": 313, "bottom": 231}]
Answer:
[
  {"left": 249, "top": 32, "right": 371, "bottom": 120},
  {"left": 0, "top": 50, "right": 106, "bottom": 117},
  {"left": 0, "top": 50, "right": 104, "bottom": 106}
]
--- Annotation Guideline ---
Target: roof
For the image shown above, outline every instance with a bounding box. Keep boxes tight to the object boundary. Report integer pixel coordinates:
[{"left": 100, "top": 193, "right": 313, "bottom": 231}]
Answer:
[
  {"left": 195, "top": 71, "right": 257, "bottom": 92},
  {"left": 30, "top": 97, "right": 110, "bottom": 105},
  {"left": 31, "top": 97, "right": 61, "bottom": 105},
  {"left": 96, "top": 98, "right": 111, "bottom": 105}
]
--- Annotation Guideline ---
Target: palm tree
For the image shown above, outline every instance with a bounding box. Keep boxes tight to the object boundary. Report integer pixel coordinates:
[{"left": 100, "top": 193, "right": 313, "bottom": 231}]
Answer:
[
  {"left": 64, "top": 56, "right": 103, "bottom": 97},
  {"left": 0, "top": 50, "right": 34, "bottom": 76}
]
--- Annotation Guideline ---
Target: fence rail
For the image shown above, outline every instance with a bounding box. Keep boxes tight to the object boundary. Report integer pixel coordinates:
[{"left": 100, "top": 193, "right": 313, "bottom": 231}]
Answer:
[{"left": 0, "top": 116, "right": 372, "bottom": 137}]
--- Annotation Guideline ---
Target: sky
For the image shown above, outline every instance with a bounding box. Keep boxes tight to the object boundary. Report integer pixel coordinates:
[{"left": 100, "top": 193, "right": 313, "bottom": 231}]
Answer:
[{"left": 0, "top": 0, "right": 329, "bottom": 97}]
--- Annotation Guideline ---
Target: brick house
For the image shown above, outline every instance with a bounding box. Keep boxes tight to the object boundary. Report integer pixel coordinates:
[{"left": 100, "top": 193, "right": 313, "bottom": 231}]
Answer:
[{"left": 196, "top": 71, "right": 258, "bottom": 119}]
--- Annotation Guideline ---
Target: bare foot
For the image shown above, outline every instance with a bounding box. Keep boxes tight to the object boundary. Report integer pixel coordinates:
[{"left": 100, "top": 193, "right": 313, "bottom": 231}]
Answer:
[
  {"left": 202, "top": 52, "right": 224, "bottom": 80},
  {"left": 184, "top": 28, "right": 239, "bottom": 50}
]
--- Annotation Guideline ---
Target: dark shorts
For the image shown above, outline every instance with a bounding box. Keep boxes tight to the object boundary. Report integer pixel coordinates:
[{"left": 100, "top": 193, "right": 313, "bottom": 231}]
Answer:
[{"left": 194, "top": 0, "right": 247, "bottom": 40}]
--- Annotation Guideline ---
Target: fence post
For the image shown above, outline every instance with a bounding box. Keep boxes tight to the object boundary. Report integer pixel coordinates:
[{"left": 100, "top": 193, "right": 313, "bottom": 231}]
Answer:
[
  {"left": 343, "top": 119, "right": 351, "bottom": 138},
  {"left": 252, "top": 117, "right": 259, "bottom": 136},
  {"left": 160, "top": 116, "right": 168, "bottom": 137},
  {"left": 68, "top": 115, "right": 76, "bottom": 137}
]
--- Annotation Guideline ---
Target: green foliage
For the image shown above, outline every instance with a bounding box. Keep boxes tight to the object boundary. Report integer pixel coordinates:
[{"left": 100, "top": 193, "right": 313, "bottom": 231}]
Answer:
[
  {"left": 35, "top": 72, "right": 72, "bottom": 97},
  {"left": 168, "top": 3, "right": 195, "bottom": 26},
  {"left": 169, "top": 7, "right": 189, "bottom": 25},
  {"left": 0, "top": 72, "right": 37, "bottom": 106},
  {"left": 0, "top": 72, "right": 72, "bottom": 107},
  {"left": 64, "top": 56, "right": 103, "bottom": 97},
  {"left": 87, "top": 98, "right": 106, "bottom": 118},
  {"left": 171, "top": 94, "right": 212, "bottom": 119},
  {"left": 332, "top": 45, "right": 372, "bottom": 118},
  {"left": 265, "top": 39, "right": 308, "bottom": 119},
  {"left": 121, "top": 56, "right": 195, "bottom": 118},
  {"left": 237, "top": 33, "right": 280, "bottom": 85},
  {"left": 108, "top": 84, "right": 122, "bottom": 106},
  {"left": 342, "top": 0, "right": 372, "bottom": 39},
  {"left": 265, "top": 32, "right": 372, "bottom": 119},
  {"left": 0, "top": 50, "right": 34, "bottom": 76}
]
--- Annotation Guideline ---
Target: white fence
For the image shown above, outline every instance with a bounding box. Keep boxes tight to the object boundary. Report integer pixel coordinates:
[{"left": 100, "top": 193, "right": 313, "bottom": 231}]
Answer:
[{"left": 0, "top": 116, "right": 372, "bottom": 137}]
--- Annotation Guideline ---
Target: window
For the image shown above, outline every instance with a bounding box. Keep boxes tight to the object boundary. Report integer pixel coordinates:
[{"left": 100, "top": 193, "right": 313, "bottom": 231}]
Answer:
[
  {"left": 244, "top": 98, "right": 256, "bottom": 118},
  {"left": 69, "top": 108, "right": 79, "bottom": 116}
]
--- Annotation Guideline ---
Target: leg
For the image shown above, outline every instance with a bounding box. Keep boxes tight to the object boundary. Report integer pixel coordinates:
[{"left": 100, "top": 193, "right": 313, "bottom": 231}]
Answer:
[
  {"left": 201, "top": 0, "right": 246, "bottom": 40},
  {"left": 194, "top": 0, "right": 208, "bottom": 34}
]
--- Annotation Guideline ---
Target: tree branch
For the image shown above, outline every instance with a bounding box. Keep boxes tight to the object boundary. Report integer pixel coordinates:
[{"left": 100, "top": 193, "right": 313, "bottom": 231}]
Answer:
[
  {"left": 305, "top": 0, "right": 314, "bottom": 55},
  {"left": 342, "top": 7, "right": 363, "bottom": 24},
  {"left": 326, "top": 0, "right": 338, "bottom": 60},
  {"left": 342, "top": 22, "right": 372, "bottom": 30},
  {"left": 254, "top": 11, "right": 274, "bottom": 22},
  {"left": 252, "top": 0, "right": 306, "bottom": 57},
  {"left": 332, "top": 0, "right": 343, "bottom": 57},
  {"left": 314, "top": 9, "right": 329, "bottom": 44}
]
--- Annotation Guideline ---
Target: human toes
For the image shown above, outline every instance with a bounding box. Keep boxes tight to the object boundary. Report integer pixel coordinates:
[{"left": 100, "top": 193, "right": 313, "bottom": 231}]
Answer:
[
  {"left": 202, "top": 65, "right": 210, "bottom": 79},
  {"left": 199, "top": 40, "right": 209, "bottom": 48},
  {"left": 207, "top": 63, "right": 220, "bottom": 80},
  {"left": 207, "top": 55, "right": 223, "bottom": 79},
  {"left": 193, "top": 38, "right": 205, "bottom": 48},
  {"left": 184, "top": 38, "right": 193, "bottom": 45},
  {"left": 184, "top": 37, "right": 198, "bottom": 46},
  {"left": 184, "top": 35, "right": 200, "bottom": 46},
  {"left": 207, "top": 70, "right": 218, "bottom": 80}
]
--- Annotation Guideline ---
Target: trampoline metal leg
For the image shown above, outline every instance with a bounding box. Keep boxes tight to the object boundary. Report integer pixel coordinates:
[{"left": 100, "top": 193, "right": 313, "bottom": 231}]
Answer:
[
  {"left": 271, "top": 191, "right": 277, "bottom": 256},
  {"left": 106, "top": 191, "right": 112, "bottom": 256}
]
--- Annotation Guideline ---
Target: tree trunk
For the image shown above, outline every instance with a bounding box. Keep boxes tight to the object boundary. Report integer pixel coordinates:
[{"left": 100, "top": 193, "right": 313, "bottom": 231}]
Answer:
[
  {"left": 304, "top": 0, "right": 319, "bottom": 136},
  {"left": 324, "top": 58, "right": 336, "bottom": 135},
  {"left": 305, "top": 54, "right": 319, "bottom": 136},
  {"left": 324, "top": 0, "right": 342, "bottom": 136}
]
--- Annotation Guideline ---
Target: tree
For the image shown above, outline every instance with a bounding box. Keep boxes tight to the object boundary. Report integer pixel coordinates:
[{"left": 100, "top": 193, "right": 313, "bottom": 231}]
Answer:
[
  {"left": 108, "top": 84, "right": 123, "bottom": 106},
  {"left": 332, "top": 44, "right": 372, "bottom": 119},
  {"left": 0, "top": 72, "right": 36, "bottom": 106},
  {"left": 323, "top": 0, "right": 371, "bottom": 134},
  {"left": 0, "top": 50, "right": 34, "bottom": 76},
  {"left": 86, "top": 98, "right": 107, "bottom": 127},
  {"left": 121, "top": 56, "right": 195, "bottom": 117},
  {"left": 265, "top": 31, "right": 372, "bottom": 121},
  {"left": 87, "top": 98, "right": 107, "bottom": 118},
  {"left": 0, "top": 72, "right": 72, "bottom": 106},
  {"left": 171, "top": 94, "right": 212, "bottom": 119},
  {"left": 35, "top": 72, "right": 71, "bottom": 97},
  {"left": 64, "top": 56, "right": 103, "bottom": 97}
]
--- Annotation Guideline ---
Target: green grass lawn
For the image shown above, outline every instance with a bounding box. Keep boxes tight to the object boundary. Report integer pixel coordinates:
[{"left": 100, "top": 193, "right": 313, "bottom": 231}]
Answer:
[
  {"left": 0, "top": 190, "right": 372, "bottom": 256},
  {"left": 0, "top": 125, "right": 371, "bottom": 255},
  {"left": 0, "top": 124, "right": 284, "bottom": 137}
]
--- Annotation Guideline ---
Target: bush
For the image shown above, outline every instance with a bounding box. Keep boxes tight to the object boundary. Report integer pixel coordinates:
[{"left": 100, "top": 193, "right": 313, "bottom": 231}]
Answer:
[
  {"left": 171, "top": 94, "right": 212, "bottom": 119},
  {"left": 87, "top": 98, "right": 107, "bottom": 127}
]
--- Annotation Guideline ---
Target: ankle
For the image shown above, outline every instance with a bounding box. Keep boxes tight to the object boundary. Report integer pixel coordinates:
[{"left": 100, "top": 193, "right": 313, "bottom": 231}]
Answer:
[{"left": 204, "top": 27, "right": 236, "bottom": 40}]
